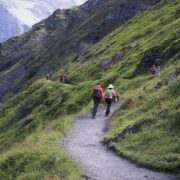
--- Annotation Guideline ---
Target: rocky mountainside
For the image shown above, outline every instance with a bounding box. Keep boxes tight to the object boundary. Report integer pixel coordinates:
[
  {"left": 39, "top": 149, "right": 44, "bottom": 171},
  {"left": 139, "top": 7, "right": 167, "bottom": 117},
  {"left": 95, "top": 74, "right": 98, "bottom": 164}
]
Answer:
[
  {"left": 0, "top": 0, "right": 86, "bottom": 42},
  {"left": 0, "top": 0, "right": 160, "bottom": 100}
]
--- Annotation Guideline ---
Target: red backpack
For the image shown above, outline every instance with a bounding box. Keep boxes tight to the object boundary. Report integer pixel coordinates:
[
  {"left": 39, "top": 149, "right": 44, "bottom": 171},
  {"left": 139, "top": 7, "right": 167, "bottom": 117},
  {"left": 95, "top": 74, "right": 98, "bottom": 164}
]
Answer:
[{"left": 92, "top": 87, "right": 101, "bottom": 97}]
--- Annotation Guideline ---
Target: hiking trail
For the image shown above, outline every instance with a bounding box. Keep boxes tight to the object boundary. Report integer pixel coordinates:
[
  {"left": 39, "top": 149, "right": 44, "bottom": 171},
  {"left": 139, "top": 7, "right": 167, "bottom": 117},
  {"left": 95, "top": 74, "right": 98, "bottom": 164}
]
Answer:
[{"left": 62, "top": 105, "right": 178, "bottom": 180}]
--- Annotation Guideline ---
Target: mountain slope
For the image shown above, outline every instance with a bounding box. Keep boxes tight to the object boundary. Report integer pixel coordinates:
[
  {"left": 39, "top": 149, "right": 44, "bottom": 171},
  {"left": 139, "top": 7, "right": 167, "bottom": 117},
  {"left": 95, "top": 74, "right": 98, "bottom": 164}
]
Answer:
[
  {"left": 0, "top": 0, "right": 180, "bottom": 178},
  {"left": 0, "top": 0, "right": 160, "bottom": 100},
  {"left": 0, "top": 0, "right": 86, "bottom": 42}
]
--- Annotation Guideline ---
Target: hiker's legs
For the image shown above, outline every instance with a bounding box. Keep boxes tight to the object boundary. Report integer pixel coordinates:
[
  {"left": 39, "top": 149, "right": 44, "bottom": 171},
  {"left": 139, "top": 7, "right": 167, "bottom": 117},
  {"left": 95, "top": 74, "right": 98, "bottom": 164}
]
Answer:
[
  {"left": 92, "top": 97, "right": 100, "bottom": 118},
  {"left": 105, "top": 98, "right": 112, "bottom": 116}
]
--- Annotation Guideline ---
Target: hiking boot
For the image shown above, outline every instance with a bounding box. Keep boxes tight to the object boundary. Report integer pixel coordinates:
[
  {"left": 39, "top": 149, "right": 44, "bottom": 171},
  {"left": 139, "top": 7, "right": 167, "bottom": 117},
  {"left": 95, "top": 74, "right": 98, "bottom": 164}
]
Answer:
[{"left": 92, "top": 116, "right": 95, "bottom": 119}]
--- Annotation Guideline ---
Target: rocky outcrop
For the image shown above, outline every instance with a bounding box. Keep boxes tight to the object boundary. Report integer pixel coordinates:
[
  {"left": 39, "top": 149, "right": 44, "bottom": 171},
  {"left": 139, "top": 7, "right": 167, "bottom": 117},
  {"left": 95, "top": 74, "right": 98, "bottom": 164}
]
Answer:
[
  {"left": 78, "top": 0, "right": 161, "bottom": 44},
  {"left": 111, "top": 119, "right": 151, "bottom": 143},
  {"left": 78, "top": 40, "right": 93, "bottom": 56},
  {"left": 134, "top": 46, "right": 163, "bottom": 75},
  {"left": 100, "top": 52, "right": 125, "bottom": 70},
  {"left": 100, "top": 41, "right": 138, "bottom": 69}
]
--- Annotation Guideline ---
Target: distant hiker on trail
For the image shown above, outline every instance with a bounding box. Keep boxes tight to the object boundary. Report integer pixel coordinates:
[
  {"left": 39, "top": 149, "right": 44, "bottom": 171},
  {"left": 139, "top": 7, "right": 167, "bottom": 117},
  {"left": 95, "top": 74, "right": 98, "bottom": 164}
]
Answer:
[
  {"left": 91, "top": 83, "right": 103, "bottom": 119},
  {"left": 150, "top": 65, "right": 157, "bottom": 74},
  {"left": 64, "top": 74, "right": 68, "bottom": 83},
  {"left": 46, "top": 73, "right": 50, "bottom": 80},
  {"left": 104, "top": 84, "right": 117, "bottom": 117},
  {"left": 46, "top": 72, "right": 52, "bottom": 81},
  {"left": 60, "top": 74, "right": 64, "bottom": 82},
  {"left": 49, "top": 72, "right": 52, "bottom": 80},
  {"left": 156, "top": 66, "right": 161, "bottom": 76},
  {"left": 60, "top": 74, "right": 68, "bottom": 83}
]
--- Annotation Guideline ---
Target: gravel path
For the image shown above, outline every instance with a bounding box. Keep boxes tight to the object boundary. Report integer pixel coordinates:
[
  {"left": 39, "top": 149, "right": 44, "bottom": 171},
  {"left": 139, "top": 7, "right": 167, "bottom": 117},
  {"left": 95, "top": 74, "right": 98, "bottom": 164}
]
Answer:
[{"left": 62, "top": 105, "right": 178, "bottom": 180}]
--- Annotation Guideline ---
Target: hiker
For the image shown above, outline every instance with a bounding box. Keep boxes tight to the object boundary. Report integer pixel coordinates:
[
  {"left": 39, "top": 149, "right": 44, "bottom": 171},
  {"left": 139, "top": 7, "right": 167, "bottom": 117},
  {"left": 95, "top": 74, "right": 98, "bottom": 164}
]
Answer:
[
  {"left": 49, "top": 72, "right": 52, "bottom": 80},
  {"left": 91, "top": 83, "right": 103, "bottom": 119},
  {"left": 104, "top": 84, "right": 117, "bottom": 117},
  {"left": 156, "top": 66, "right": 161, "bottom": 76},
  {"left": 60, "top": 74, "right": 64, "bottom": 82},
  {"left": 64, "top": 74, "right": 68, "bottom": 83},
  {"left": 46, "top": 72, "right": 51, "bottom": 80},
  {"left": 150, "top": 65, "right": 157, "bottom": 74},
  {"left": 46, "top": 73, "right": 50, "bottom": 80}
]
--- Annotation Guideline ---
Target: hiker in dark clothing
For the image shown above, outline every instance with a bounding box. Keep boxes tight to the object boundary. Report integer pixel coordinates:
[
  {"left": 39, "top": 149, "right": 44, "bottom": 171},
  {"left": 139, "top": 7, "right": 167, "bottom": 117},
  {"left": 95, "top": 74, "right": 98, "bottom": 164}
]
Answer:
[
  {"left": 49, "top": 72, "right": 52, "bottom": 80},
  {"left": 104, "top": 84, "right": 117, "bottom": 117},
  {"left": 46, "top": 72, "right": 52, "bottom": 80},
  {"left": 91, "top": 83, "right": 103, "bottom": 119},
  {"left": 64, "top": 74, "right": 68, "bottom": 83},
  {"left": 60, "top": 74, "right": 64, "bottom": 82},
  {"left": 46, "top": 73, "right": 50, "bottom": 80}
]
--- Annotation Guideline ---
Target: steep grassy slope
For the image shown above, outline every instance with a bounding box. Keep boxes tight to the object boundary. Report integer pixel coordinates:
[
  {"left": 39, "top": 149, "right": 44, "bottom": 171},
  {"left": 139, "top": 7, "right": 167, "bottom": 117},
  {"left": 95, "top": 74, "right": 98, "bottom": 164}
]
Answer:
[
  {"left": 0, "top": 0, "right": 180, "bottom": 178},
  {"left": 0, "top": 80, "right": 86, "bottom": 179}
]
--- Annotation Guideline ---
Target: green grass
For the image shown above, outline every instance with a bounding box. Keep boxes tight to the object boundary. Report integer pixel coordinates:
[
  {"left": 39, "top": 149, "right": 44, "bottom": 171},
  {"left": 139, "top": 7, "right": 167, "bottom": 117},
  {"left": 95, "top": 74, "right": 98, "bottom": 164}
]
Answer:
[
  {"left": 0, "top": 80, "right": 84, "bottom": 179},
  {"left": 0, "top": 118, "right": 81, "bottom": 180}
]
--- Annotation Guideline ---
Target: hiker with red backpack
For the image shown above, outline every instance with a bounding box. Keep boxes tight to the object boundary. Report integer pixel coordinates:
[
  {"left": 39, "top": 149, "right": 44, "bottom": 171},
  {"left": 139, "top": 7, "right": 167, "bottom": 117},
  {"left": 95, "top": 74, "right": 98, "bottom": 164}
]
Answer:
[
  {"left": 60, "top": 74, "right": 64, "bottom": 82},
  {"left": 104, "top": 84, "right": 117, "bottom": 117},
  {"left": 91, "top": 83, "right": 103, "bottom": 119}
]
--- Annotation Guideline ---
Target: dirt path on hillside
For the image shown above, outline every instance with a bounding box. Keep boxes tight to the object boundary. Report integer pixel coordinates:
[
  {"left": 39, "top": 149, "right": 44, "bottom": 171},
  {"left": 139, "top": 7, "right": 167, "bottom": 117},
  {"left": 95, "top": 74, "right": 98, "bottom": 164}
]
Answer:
[{"left": 62, "top": 105, "right": 178, "bottom": 180}]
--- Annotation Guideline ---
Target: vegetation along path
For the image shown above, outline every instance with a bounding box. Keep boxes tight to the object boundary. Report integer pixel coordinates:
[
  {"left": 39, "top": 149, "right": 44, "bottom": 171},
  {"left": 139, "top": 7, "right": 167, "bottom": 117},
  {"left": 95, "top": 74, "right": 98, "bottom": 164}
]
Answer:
[{"left": 62, "top": 105, "right": 178, "bottom": 180}]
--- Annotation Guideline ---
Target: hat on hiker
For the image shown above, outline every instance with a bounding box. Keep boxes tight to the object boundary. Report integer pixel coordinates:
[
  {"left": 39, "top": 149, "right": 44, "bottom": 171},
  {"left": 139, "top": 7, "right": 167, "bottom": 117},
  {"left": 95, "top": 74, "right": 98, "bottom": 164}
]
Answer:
[{"left": 108, "top": 84, "right": 114, "bottom": 89}]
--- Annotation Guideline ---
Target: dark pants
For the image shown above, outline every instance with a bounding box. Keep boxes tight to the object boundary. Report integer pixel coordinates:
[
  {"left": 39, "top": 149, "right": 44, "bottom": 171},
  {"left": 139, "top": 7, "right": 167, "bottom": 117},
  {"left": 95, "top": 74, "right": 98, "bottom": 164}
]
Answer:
[
  {"left": 105, "top": 98, "right": 112, "bottom": 116},
  {"left": 92, "top": 97, "right": 101, "bottom": 117}
]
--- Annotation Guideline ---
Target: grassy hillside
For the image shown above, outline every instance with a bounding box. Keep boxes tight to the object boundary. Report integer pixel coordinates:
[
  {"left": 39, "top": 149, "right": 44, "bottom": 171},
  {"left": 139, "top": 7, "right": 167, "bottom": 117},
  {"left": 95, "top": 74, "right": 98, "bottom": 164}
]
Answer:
[
  {"left": 0, "top": 80, "right": 84, "bottom": 179},
  {"left": 0, "top": 0, "right": 180, "bottom": 178},
  {"left": 64, "top": 0, "right": 180, "bottom": 172}
]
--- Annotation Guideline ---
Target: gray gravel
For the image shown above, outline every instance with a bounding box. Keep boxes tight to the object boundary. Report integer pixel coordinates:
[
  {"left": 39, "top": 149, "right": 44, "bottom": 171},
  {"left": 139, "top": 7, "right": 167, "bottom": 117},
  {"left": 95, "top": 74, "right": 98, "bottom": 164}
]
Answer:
[{"left": 62, "top": 105, "right": 178, "bottom": 180}]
